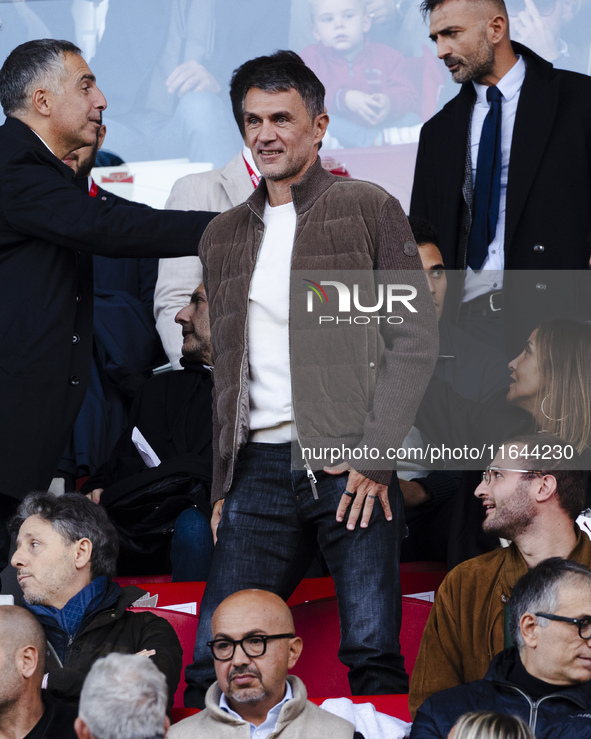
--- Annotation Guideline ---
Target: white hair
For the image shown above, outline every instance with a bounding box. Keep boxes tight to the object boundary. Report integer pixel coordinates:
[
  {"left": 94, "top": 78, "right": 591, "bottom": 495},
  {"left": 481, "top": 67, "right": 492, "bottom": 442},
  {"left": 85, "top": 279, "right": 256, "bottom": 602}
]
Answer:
[{"left": 78, "top": 654, "right": 168, "bottom": 739}]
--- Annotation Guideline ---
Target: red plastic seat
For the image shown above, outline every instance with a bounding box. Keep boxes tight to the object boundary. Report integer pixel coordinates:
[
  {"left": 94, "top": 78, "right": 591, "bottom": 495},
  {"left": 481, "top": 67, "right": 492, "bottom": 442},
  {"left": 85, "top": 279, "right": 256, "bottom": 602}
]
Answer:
[
  {"left": 289, "top": 596, "right": 432, "bottom": 698},
  {"left": 130, "top": 606, "right": 199, "bottom": 709},
  {"left": 309, "top": 694, "right": 411, "bottom": 723},
  {"left": 287, "top": 564, "right": 446, "bottom": 608}
]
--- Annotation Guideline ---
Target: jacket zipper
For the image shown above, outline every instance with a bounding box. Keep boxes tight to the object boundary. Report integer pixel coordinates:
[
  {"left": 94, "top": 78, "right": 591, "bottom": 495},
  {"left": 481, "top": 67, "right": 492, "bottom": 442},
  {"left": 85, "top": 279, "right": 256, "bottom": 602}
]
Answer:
[{"left": 505, "top": 684, "right": 577, "bottom": 732}]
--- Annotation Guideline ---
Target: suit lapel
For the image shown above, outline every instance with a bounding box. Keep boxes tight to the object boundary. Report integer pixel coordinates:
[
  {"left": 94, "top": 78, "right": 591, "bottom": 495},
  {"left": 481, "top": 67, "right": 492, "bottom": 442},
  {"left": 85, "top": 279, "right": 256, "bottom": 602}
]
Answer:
[
  {"left": 505, "top": 49, "right": 559, "bottom": 252},
  {"left": 443, "top": 84, "right": 475, "bottom": 267},
  {"left": 221, "top": 152, "right": 255, "bottom": 207}
]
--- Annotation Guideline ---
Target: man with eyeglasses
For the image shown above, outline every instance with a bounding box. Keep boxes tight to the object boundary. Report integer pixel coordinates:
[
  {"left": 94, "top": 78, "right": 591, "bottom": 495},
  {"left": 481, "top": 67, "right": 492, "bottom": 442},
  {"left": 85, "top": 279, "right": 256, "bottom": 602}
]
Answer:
[
  {"left": 168, "top": 589, "right": 363, "bottom": 738},
  {"left": 409, "top": 434, "right": 591, "bottom": 717},
  {"left": 411, "top": 558, "right": 591, "bottom": 738}
]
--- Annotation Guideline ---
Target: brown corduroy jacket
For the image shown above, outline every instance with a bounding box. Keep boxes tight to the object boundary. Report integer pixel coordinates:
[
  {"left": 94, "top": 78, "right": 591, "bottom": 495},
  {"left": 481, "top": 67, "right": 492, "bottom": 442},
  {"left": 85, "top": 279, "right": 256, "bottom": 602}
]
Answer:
[{"left": 199, "top": 157, "right": 439, "bottom": 503}]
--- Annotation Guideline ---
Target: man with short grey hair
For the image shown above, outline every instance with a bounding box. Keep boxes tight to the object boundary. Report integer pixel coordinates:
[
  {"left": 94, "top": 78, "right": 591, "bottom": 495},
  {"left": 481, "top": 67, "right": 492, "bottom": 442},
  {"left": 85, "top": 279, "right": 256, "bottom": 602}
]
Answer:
[
  {"left": 0, "top": 38, "right": 216, "bottom": 579},
  {"left": 75, "top": 654, "right": 169, "bottom": 739},
  {"left": 411, "top": 559, "right": 591, "bottom": 738},
  {"left": 10, "top": 491, "right": 182, "bottom": 708}
]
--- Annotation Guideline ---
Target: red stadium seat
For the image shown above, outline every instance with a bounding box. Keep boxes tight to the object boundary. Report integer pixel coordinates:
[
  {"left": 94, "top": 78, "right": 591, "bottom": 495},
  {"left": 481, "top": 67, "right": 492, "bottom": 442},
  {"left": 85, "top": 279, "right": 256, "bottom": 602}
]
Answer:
[
  {"left": 171, "top": 707, "right": 200, "bottom": 724},
  {"left": 289, "top": 596, "right": 432, "bottom": 698},
  {"left": 130, "top": 606, "right": 198, "bottom": 709},
  {"left": 287, "top": 564, "right": 446, "bottom": 607}
]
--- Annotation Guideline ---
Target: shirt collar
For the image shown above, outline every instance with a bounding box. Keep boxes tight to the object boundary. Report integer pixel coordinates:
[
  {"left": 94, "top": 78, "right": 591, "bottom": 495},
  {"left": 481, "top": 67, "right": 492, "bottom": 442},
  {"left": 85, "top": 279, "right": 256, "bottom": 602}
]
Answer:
[
  {"left": 473, "top": 54, "right": 526, "bottom": 106},
  {"left": 219, "top": 681, "right": 293, "bottom": 725}
]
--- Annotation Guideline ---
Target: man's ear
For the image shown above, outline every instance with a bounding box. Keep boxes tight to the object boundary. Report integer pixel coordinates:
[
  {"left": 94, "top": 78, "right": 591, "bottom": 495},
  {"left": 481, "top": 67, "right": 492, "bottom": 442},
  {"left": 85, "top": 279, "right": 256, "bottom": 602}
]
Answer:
[
  {"left": 16, "top": 645, "right": 39, "bottom": 679},
  {"left": 313, "top": 111, "right": 330, "bottom": 146},
  {"left": 74, "top": 717, "right": 93, "bottom": 739},
  {"left": 73, "top": 538, "right": 93, "bottom": 572},
  {"left": 520, "top": 612, "right": 539, "bottom": 648},
  {"left": 31, "top": 88, "right": 52, "bottom": 118},
  {"left": 287, "top": 636, "right": 304, "bottom": 670},
  {"left": 488, "top": 13, "right": 509, "bottom": 44},
  {"left": 533, "top": 473, "right": 558, "bottom": 504}
]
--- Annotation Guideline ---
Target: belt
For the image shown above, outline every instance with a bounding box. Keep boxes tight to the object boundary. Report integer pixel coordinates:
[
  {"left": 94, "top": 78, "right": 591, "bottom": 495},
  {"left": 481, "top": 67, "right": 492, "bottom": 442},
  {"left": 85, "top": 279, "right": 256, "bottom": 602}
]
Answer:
[{"left": 460, "top": 290, "right": 503, "bottom": 317}]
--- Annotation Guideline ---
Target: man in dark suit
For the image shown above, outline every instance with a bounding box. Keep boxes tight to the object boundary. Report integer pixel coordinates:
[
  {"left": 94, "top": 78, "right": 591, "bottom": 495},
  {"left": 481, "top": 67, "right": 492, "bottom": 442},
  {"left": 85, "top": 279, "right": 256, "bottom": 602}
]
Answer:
[
  {"left": 410, "top": 0, "right": 591, "bottom": 355},
  {"left": 0, "top": 39, "right": 216, "bottom": 577}
]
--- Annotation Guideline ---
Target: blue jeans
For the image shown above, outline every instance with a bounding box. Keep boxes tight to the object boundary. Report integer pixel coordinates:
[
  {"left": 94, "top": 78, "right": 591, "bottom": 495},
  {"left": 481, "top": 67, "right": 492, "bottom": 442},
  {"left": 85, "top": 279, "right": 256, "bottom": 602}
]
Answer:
[
  {"left": 184, "top": 442, "right": 407, "bottom": 707},
  {"left": 170, "top": 508, "right": 214, "bottom": 582}
]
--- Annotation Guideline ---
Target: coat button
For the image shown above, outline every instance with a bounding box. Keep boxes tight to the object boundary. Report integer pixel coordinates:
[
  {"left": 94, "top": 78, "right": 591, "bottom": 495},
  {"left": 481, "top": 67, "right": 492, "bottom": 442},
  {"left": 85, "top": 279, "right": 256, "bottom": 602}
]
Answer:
[
  {"left": 69, "top": 376, "right": 80, "bottom": 386},
  {"left": 403, "top": 240, "right": 418, "bottom": 256},
  {"left": 72, "top": 334, "right": 80, "bottom": 344},
  {"left": 535, "top": 282, "right": 547, "bottom": 291},
  {"left": 533, "top": 244, "right": 544, "bottom": 253},
  {"left": 101, "top": 196, "right": 107, "bottom": 201},
  {"left": 369, "top": 362, "right": 376, "bottom": 369},
  {"left": 75, "top": 294, "right": 81, "bottom": 303},
  {"left": 501, "top": 594, "right": 510, "bottom": 604}
]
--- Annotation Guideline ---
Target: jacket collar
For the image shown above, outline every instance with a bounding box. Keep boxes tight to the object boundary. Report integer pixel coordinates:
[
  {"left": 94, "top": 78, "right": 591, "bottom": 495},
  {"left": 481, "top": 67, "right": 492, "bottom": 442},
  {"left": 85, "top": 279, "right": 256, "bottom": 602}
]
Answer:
[
  {"left": 246, "top": 156, "right": 336, "bottom": 219},
  {"left": 3, "top": 115, "right": 84, "bottom": 185},
  {"left": 204, "top": 675, "right": 309, "bottom": 726},
  {"left": 486, "top": 647, "right": 591, "bottom": 707}
]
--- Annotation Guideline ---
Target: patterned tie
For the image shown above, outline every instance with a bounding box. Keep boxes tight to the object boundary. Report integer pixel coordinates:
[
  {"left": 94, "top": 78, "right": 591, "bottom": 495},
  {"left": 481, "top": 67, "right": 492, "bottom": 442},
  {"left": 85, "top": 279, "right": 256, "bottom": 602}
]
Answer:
[{"left": 467, "top": 85, "right": 503, "bottom": 271}]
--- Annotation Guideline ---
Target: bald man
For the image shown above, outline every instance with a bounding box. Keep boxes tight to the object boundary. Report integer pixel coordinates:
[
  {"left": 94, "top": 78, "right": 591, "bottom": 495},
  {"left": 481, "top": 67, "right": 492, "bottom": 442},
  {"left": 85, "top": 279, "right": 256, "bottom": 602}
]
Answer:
[
  {"left": 0, "top": 606, "right": 77, "bottom": 739},
  {"left": 169, "top": 590, "right": 362, "bottom": 738}
]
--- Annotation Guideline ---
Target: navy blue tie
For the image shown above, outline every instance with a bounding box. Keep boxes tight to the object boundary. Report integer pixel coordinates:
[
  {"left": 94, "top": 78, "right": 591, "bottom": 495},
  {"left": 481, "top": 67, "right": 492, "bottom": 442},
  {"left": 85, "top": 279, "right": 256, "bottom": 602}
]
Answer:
[{"left": 467, "top": 86, "right": 503, "bottom": 271}]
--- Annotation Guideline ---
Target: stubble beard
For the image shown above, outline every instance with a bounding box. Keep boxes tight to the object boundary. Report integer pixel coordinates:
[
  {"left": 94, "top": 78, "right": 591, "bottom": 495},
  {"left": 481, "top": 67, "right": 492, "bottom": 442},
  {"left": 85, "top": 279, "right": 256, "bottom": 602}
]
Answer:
[
  {"left": 482, "top": 481, "right": 537, "bottom": 540},
  {"left": 449, "top": 38, "right": 495, "bottom": 84},
  {"left": 226, "top": 666, "right": 267, "bottom": 705}
]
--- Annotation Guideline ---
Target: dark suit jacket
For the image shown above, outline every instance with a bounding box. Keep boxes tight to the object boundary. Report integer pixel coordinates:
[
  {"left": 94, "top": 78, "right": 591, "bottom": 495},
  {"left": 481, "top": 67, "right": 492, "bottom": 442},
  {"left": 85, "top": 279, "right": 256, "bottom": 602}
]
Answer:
[
  {"left": 0, "top": 116, "right": 216, "bottom": 501},
  {"left": 410, "top": 43, "right": 591, "bottom": 350}
]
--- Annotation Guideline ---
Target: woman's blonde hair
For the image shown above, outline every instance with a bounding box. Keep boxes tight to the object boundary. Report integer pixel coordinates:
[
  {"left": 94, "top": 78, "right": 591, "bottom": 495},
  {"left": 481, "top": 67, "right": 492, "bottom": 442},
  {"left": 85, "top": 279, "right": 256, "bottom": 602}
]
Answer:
[
  {"left": 450, "top": 711, "right": 534, "bottom": 739},
  {"left": 534, "top": 319, "right": 591, "bottom": 455}
]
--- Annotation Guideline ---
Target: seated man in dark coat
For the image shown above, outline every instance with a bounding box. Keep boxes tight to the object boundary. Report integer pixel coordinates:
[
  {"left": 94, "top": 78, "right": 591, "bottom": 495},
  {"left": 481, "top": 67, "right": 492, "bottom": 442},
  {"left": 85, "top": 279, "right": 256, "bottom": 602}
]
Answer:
[
  {"left": 0, "top": 605, "right": 77, "bottom": 738},
  {"left": 411, "top": 558, "right": 591, "bottom": 738},
  {"left": 10, "top": 492, "right": 182, "bottom": 709},
  {"left": 81, "top": 284, "right": 214, "bottom": 579}
]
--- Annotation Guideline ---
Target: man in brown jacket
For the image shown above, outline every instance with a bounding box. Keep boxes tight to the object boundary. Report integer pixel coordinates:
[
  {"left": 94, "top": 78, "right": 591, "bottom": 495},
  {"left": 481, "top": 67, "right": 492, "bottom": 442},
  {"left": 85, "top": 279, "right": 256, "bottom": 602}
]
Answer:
[
  {"left": 184, "top": 52, "right": 438, "bottom": 705},
  {"left": 409, "top": 434, "right": 591, "bottom": 717}
]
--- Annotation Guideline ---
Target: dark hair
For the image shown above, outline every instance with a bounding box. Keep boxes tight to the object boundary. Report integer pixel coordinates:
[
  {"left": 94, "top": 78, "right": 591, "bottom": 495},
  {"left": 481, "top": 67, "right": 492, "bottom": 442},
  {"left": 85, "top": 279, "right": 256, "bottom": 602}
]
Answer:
[
  {"left": 10, "top": 491, "right": 119, "bottom": 580},
  {"left": 420, "top": 0, "right": 508, "bottom": 19},
  {"left": 509, "top": 558, "right": 591, "bottom": 647},
  {"left": 0, "top": 39, "right": 81, "bottom": 117},
  {"left": 230, "top": 51, "right": 308, "bottom": 136},
  {"left": 501, "top": 433, "right": 584, "bottom": 520},
  {"left": 408, "top": 216, "right": 440, "bottom": 248},
  {"left": 230, "top": 50, "right": 325, "bottom": 132}
]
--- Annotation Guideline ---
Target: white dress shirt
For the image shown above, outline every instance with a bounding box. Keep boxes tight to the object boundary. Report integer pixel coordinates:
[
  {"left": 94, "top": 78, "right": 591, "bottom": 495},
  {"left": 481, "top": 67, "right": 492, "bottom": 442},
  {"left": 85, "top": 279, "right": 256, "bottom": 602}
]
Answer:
[
  {"left": 219, "top": 682, "right": 293, "bottom": 739},
  {"left": 463, "top": 55, "right": 526, "bottom": 302}
]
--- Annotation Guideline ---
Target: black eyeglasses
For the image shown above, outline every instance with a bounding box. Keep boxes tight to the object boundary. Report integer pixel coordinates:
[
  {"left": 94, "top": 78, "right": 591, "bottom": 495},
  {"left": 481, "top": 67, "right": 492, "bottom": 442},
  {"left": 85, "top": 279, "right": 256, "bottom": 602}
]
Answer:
[
  {"left": 207, "top": 633, "right": 295, "bottom": 661},
  {"left": 535, "top": 612, "right": 591, "bottom": 640}
]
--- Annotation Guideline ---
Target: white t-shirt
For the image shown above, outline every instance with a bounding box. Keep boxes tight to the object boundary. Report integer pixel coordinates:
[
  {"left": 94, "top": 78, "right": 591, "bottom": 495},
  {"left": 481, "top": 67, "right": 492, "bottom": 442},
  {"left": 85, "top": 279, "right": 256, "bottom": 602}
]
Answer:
[{"left": 248, "top": 200, "right": 297, "bottom": 442}]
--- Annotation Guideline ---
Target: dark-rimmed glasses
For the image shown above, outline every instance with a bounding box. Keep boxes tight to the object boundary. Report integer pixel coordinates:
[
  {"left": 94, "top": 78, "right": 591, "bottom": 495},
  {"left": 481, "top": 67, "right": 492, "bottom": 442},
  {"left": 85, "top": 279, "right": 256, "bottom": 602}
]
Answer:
[
  {"left": 535, "top": 612, "right": 591, "bottom": 640},
  {"left": 482, "top": 467, "right": 543, "bottom": 485},
  {"left": 207, "top": 633, "right": 295, "bottom": 661}
]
